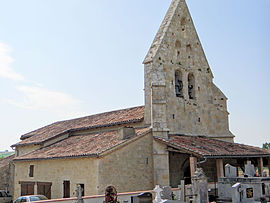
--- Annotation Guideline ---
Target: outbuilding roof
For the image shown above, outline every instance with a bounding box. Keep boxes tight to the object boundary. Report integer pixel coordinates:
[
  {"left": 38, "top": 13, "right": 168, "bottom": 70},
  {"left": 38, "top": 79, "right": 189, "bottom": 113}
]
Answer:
[
  {"left": 12, "top": 106, "right": 145, "bottom": 147},
  {"left": 155, "top": 135, "right": 270, "bottom": 158},
  {"left": 0, "top": 154, "right": 14, "bottom": 168}
]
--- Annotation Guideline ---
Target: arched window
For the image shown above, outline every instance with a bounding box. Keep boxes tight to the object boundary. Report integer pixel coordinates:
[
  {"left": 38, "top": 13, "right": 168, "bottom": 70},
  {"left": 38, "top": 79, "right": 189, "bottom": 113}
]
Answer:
[
  {"left": 188, "top": 73, "right": 195, "bottom": 99},
  {"left": 175, "top": 70, "right": 183, "bottom": 98}
]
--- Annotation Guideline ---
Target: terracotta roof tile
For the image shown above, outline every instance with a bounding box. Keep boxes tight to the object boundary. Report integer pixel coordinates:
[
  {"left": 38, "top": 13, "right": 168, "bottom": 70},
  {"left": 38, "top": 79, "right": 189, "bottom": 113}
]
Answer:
[
  {"left": 13, "top": 127, "right": 151, "bottom": 161},
  {"left": 12, "top": 106, "right": 145, "bottom": 147},
  {"left": 155, "top": 135, "right": 270, "bottom": 158}
]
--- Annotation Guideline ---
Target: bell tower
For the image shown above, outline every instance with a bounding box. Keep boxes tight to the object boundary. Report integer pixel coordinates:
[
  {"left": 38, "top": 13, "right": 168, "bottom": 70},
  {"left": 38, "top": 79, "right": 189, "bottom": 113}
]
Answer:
[{"left": 143, "top": 0, "right": 234, "bottom": 142}]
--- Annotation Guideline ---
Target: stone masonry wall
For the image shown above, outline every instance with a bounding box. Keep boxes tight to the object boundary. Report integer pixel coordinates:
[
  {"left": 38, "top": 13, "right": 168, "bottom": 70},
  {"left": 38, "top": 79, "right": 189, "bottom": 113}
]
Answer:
[
  {"left": 13, "top": 158, "right": 99, "bottom": 199},
  {"left": 97, "top": 132, "right": 154, "bottom": 194},
  {"left": 201, "top": 159, "right": 217, "bottom": 183},
  {"left": 0, "top": 155, "right": 14, "bottom": 195},
  {"left": 0, "top": 165, "right": 9, "bottom": 190}
]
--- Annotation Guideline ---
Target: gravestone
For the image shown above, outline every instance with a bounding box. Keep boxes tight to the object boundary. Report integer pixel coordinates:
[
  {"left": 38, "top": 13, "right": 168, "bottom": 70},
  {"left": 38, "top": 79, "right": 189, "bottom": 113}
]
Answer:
[
  {"left": 192, "top": 168, "right": 208, "bottom": 203},
  {"left": 153, "top": 185, "right": 185, "bottom": 203},
  {"left": 245, "top": 161, "right": 256, "bottom": 177},
  {"left": 232, "top": 183, "right": 242, "bottom": 203},
  {"left": 161, "top": 186, "right": 172, "bottom": 200},
  {"left": 225, "top": 164, "right": 237, "bottom": 178},
  {"left": 153, "top": 185, "right": 163, "bottom": 203},
  {"left": 177, "top": 180, "right": 185, "bottom": 201}
]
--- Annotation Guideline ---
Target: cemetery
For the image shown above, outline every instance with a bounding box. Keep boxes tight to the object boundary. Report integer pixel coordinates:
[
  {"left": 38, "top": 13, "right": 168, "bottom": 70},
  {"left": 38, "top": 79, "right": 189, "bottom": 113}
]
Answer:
[
  {"left": 1, "top": 0, "right": 270, "bottom": 202},
  {"left": 29, "top": 162, "right": 269, "bottom": 203}
]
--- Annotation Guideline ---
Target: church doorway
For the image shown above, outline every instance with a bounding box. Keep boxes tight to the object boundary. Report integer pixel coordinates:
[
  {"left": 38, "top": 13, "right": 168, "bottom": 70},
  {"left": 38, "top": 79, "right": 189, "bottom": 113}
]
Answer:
[{"left": 169, "top": 152, "right": 191, "bottom": 187}]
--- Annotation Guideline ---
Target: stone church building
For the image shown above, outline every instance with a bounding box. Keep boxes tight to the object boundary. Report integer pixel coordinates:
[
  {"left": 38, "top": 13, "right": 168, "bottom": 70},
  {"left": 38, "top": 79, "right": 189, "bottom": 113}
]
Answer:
[{"left": 8, "top": 0, "right": 270, "bottom": 200}]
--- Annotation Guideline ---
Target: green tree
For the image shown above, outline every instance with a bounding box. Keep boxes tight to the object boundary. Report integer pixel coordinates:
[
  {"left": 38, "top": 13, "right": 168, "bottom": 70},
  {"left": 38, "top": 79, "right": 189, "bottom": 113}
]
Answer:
[{"left": 262, "top": 142, "right": 270, "bottom": 149}]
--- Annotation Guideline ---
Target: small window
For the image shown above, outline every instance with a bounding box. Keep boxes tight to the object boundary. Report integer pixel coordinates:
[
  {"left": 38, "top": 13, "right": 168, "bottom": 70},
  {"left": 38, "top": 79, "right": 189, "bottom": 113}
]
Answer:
[
  {"left": 181, "top": 17, "right": 186, "bottom": 31},
  {"left": 186, "top": 44, "right": 192, "bottom": 58},
  {"left": 188, "top": 73, "right": 195, "bottom": 99},
  {"left": 175, "top": 70, "right": 183, "bottom": 98},
  {"left": 29, "top": 165, "right": 34, "bottom": 177},
  {"left": 175, "top": 40, "right": 181, "bottom": 57},
  {"left": 63, "top": 181, "right": 70, "bottom": 198}
]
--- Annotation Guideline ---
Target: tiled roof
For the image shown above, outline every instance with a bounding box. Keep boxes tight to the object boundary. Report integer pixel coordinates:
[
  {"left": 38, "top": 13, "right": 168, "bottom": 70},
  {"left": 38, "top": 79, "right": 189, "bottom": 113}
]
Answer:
[
  {"left": 0, "top": 154, "right": 14, "bottom": 168},
  {"left": 12, "top": 106, "right": 145, "bottom": 147},
  {"left": 155, "top": 135, "right": 270, "bottom": 158},
  {"left": 13, "top": 127, "right": 151, "bottom": 161}
]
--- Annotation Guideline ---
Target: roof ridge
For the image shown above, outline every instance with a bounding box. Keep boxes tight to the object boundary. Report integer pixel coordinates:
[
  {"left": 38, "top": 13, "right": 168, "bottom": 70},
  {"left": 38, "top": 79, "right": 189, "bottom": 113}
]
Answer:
[
  {"left": 21, "top": 105, "right": 144, "bottom": 139},
  {"left": 54, "top": 105, "right": 144, "bottom": 123}
]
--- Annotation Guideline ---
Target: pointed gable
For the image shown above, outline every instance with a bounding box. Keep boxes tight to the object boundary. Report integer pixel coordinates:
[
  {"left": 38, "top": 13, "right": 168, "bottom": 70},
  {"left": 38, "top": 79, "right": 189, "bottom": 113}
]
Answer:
[
  {"left": 143, "top": 0, "right": 213, "bottom": 77},
  {"left": 143, "top": 0, "right": 180, "bottom": 64}
]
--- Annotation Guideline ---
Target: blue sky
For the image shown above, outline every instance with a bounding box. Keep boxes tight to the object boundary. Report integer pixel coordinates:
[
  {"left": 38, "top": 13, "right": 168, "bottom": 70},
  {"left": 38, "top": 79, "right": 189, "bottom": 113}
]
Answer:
[{"left": 0, "top": 0, "right": 269, "bottom": 150}]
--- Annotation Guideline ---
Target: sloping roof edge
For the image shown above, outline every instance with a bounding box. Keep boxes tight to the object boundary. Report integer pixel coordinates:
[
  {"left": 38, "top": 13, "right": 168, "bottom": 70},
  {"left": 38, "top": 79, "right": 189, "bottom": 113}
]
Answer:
[
  {"left": 12, "top": 105, "right": 145, "bottom": 147},
  {"left": 154, "top": 136, "right": 270, "bottom": 158},
  {"left": 143, "top": 0, "right": 181, "bottom": 64},
  {"left": 12, "top": 118, "right": 144, "bottom": 148},
  {"left": 153, "top": 136, "right": 204, "bottom": 157}
]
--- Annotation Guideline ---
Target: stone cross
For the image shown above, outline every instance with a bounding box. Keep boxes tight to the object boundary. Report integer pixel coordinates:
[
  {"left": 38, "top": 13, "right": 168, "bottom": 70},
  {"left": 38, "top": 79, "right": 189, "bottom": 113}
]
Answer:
[
  {"left": 76, "top": 185, "right": 84, "bottom": 203},
  {"left": 161, "top": 186, "right": 172, "bottom": 200},
  {"left": 225, "top": 164, "right": 237, "bottom": 178},
  {"left": 244, "top": 161, "right": 256, "bottom": 177},
  {"left": 153, "top": 185, "right": 163, "bottom": 203}
]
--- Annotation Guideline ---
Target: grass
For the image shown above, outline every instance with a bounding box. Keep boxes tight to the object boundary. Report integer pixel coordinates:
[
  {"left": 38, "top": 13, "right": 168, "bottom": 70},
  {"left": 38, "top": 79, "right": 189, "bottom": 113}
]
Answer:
[{"left": 0, "top": 151, "right": 15, "bottom": 160}]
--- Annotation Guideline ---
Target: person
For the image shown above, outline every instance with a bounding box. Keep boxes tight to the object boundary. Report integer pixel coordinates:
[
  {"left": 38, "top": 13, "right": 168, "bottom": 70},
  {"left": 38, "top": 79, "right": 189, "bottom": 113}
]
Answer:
[{"left": 105, "top": 186, "right": 118, "bottom": 203}]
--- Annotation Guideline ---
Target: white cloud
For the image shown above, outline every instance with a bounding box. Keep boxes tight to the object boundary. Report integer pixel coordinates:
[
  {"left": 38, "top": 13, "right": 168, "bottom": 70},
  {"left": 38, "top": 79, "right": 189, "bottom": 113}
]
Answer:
[
  {"left": 9, "top": 86, "right": 81, "bottom": 110},
  {"left": 0, "top": 42, "right": 87, "bottom": 119},
  {"left": 0, "top": 41, "right": 24, "bottom": 81}
]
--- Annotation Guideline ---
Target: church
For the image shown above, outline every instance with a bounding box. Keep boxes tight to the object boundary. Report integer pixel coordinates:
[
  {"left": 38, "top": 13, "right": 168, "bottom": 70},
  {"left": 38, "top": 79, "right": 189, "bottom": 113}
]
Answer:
[{"left": 9, "top": 0, "right": 270, "bottom": 200}]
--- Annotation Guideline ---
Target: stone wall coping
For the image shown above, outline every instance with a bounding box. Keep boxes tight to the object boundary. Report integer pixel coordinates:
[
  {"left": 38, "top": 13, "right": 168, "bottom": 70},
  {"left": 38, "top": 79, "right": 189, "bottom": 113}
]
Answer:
[
  {"left": 219, "top": 177, "right": 270, "bottom": 182},
  {"left": 30, "top": 188, "right": 180, "bottom": 203}
]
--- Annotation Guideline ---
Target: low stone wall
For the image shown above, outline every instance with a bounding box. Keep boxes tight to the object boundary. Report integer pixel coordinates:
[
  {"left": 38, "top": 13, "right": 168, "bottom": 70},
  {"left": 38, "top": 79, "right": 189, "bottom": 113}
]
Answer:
[
  {"left": 31, "top": 188, "right": 181, "bottom": 203},
  {"left": 218, "top": 177, "right": 270, "bottom": 202}
]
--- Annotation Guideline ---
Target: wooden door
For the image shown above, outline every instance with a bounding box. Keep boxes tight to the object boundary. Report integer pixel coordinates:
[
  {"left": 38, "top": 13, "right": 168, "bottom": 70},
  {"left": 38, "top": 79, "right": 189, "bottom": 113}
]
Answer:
[
  {"left": 37, "top": 182, "right": 52, "bottom": 199},
  {"left": 21, "top": 182, "right": 34, "bottom": 196}
]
